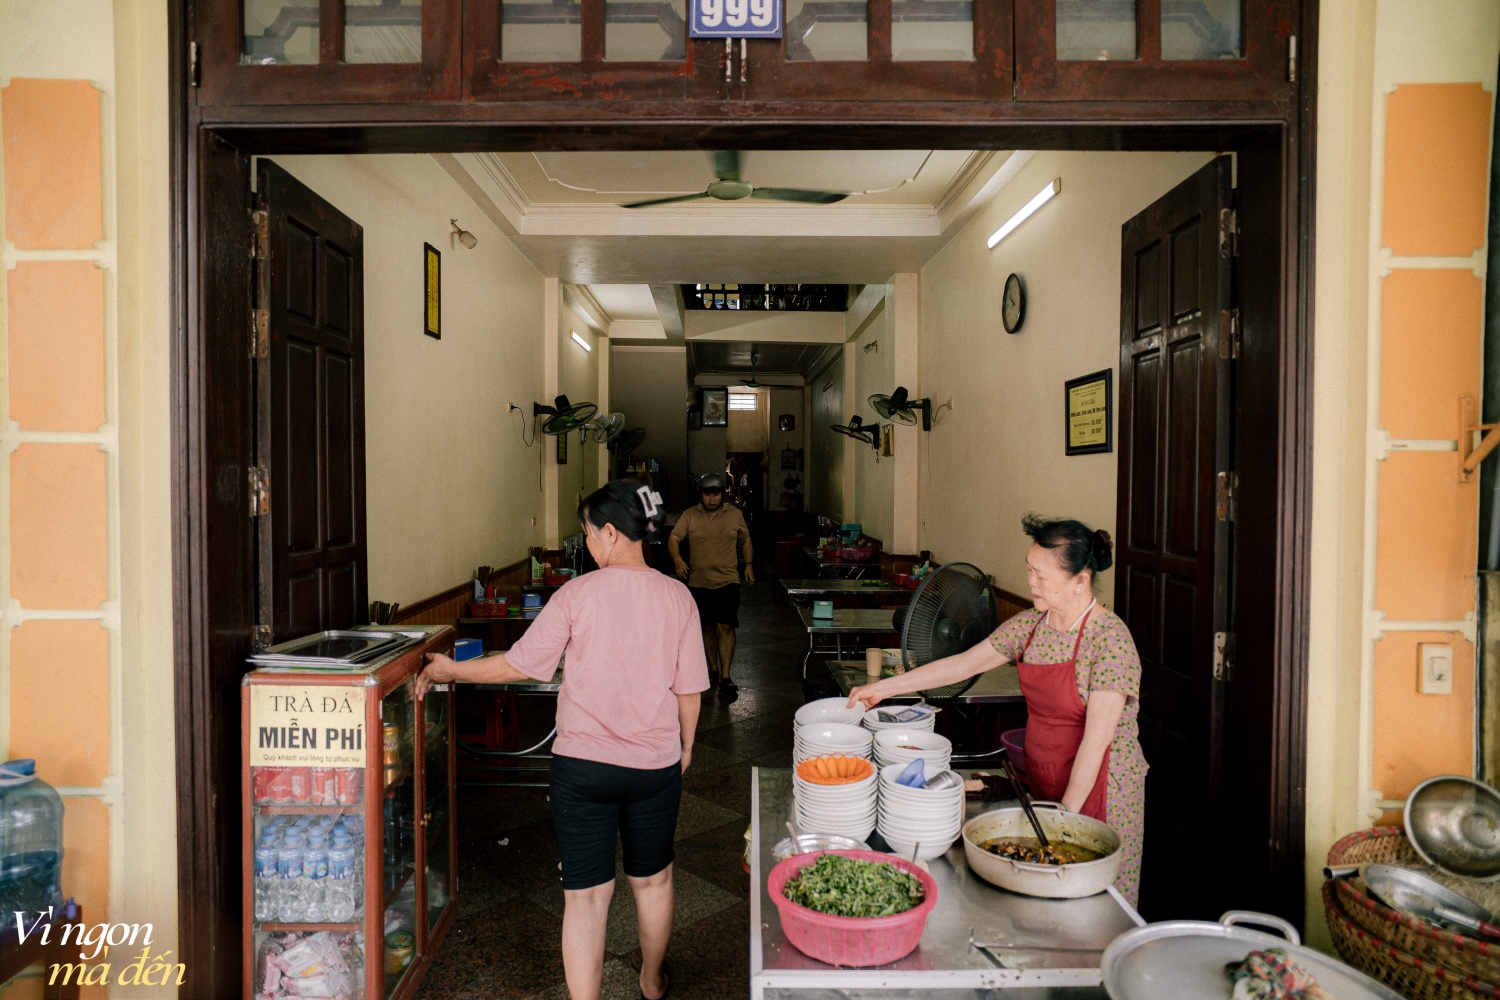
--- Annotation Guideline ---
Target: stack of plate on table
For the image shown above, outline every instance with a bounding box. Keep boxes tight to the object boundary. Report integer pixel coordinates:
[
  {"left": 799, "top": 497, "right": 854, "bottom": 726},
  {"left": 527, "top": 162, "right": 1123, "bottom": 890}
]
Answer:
[
  {"left": 793, "top": 757, "right": 877, "bottom": 841},
  {"left": 877, "top": 762, "right": 965, "bottom": 861},
  {"left": 794, "top": 697, "right": 865, "bottom": 729},
  {"left": 794, "top": 723, "right": 873, "bottom": 763},
  {"left": 862, "top": 705, "right": 938, "bottom": 733},
  {"left": 872, "top": 730, "right": 952, "bottom": 773}
]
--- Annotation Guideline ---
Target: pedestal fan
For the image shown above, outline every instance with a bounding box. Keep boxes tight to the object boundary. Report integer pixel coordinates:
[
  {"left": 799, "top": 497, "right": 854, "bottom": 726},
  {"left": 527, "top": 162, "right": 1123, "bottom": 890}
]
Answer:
[{"left": 899, "top": 562, "right": 999, "bottom": 700}]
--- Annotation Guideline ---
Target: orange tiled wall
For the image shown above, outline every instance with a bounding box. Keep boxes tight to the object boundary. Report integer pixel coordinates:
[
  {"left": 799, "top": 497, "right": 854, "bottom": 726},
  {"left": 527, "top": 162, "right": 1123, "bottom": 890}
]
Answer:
[
  {"left": 2, "top": 76, "right": 113, "bottom": 984},
  {"left": 1372, "top": 83, "right": 1490, "bottom": 799}
]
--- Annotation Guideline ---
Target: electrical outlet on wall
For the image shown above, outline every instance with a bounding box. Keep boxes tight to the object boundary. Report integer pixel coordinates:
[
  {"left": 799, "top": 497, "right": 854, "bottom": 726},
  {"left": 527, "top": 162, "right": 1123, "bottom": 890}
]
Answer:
[{"left": 1418, "top": 642, "right": 1453, "bottom": 695}]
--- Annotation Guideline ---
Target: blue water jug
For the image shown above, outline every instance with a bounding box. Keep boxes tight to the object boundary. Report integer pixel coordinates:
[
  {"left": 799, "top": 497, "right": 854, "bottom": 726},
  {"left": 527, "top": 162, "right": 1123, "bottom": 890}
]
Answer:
[{"left": 0, "top": 759, "right": 64, "bottom": 921}]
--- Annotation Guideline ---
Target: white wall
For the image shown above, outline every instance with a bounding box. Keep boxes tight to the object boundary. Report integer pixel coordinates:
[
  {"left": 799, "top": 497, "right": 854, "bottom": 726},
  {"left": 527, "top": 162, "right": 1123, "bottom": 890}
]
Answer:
[
  {"left": 557, "top": 301, "right": 601, "bottom": 539},
  {"left": 918, "top": 150, "right": 1214, "bottom": 604},
  {"left": 849, "top": 286, "right": 895, "bottom": 546},
  {"left": 610, "top": 346, "right": 691, "bottom": 508},
  {"left": 808, "top": 351, "right": 846, "bottom": 520},
  {"left": 271, "top": 155, "right": 547, "bottom": 606}
]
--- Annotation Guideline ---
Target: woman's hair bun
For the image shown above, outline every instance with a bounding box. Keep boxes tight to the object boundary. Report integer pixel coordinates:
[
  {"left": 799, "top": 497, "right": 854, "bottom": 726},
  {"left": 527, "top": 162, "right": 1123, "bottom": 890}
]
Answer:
[{"left": 1091, "top": 529, "right": 1114, "bottom": 574}]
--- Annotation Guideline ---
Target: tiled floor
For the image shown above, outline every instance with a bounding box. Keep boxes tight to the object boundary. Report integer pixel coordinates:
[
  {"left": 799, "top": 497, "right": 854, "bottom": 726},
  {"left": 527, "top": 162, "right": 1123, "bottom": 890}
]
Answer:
[{"left": 416, "top": 574, "right": 813, "bottom": 999}]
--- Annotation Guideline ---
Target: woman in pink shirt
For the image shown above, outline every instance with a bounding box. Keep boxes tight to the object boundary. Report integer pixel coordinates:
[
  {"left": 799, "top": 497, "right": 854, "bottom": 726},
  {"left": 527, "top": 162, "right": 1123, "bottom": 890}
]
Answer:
[{"left": 416, "top": 480, "right": 709, "bottom": 1000}]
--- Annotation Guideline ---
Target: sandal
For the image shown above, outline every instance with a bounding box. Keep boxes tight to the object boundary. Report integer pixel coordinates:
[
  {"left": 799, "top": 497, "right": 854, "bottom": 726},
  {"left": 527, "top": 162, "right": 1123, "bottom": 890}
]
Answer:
[
  {"left": 640, "top": 962, "right": 670, "bottom": 1000},
  {"left": 719, "top": 677, "right": 738, "bottom": 695}
]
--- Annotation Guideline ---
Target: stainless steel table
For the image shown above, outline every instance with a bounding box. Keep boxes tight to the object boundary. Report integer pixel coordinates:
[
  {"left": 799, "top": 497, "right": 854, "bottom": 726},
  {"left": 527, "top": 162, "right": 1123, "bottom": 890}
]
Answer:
[
  {"left": 459, "top": 661, "right": 562, "bottom": 787},
  {"left": 749, "top": 768, "right": 1143, "bottom": 998},
  {"left": 803, "top": 547, "right": 877, "bottom": 579},
  {"left": 781, "top": 579, "right": 903, "bottom": 602},
  {"left": 797, "top": 607, "right": 898, "bottom": 677},
  {"left": 824, "top": 659, "right": 1024, "bottom": 705}
]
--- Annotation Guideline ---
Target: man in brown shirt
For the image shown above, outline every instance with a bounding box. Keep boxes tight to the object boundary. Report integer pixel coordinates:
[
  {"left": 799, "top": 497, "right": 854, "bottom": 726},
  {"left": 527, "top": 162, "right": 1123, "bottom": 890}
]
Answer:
[{"left": 668, "top": 473, "right": 753, "bottom": 695}]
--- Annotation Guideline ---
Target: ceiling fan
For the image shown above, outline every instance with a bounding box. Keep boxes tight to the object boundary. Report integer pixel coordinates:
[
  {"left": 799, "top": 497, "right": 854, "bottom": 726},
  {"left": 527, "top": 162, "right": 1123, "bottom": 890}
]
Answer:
[
  {"left": 870, "top": 386, "right": 933, "bottom": 431},
  {"left": 831, "top": 415, "right": 879, "bottom": 449},
  {"left": 534, "top": 395, "right": 598, "bottom": 436},
  {"left": 622, "top": 151, "right": 850, "bottom": 209},
  {"left": 741, "top": 353, "right": 762, "bottom": 389}
]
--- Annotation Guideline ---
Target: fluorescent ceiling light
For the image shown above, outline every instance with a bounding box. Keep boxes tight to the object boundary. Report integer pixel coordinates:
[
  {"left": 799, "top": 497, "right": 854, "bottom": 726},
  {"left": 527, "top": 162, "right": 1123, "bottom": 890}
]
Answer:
[
  {"left": 571, "top": 331, "right": 592, "bottom": 352},
  {"left": 987, "top": 178, "right": 1061, "bottom": 250}
]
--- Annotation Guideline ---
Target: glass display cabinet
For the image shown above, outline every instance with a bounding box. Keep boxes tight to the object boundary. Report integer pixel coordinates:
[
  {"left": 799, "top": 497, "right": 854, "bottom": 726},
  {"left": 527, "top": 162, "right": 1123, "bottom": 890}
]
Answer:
[{"left": 241, "top": 626, "right": 457, "bottom": 1000}]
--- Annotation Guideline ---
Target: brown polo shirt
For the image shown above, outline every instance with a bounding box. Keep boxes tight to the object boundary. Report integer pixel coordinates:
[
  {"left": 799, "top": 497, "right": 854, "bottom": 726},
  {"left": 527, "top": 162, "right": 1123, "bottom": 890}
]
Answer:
[{"left": 670, "top": 504, "right": 749, "bottom": 589}]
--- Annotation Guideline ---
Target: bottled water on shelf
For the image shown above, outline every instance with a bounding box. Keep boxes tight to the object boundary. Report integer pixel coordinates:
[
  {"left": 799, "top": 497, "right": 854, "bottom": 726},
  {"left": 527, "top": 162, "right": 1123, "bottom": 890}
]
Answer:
[
  {"left": 277, "top": 834, "right": 306, "bottom": 923},
  {"left": 326, "top": 838, "right": 357, "bottom": 922},
  {"left": 253, "top": 836, "right": 279, "bottom": 923},
  {"left": 302, "top": 838, "right": 329, "bottom": 923}
]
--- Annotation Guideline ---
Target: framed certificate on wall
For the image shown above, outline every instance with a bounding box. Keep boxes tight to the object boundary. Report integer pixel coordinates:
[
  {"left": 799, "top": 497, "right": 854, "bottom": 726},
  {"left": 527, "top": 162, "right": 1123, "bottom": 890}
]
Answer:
[
  {"left": 423, "top": 242, "right": 441, "bottom": 339},
  {"left": 1064, "top": 369, "right": 1112, "bottom": 456}
]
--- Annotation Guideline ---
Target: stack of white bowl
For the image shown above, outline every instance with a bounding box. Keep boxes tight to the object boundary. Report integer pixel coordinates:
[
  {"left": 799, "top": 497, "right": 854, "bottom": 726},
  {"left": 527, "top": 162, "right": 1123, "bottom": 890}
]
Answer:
[
  {"left": 793, "top": 723, "right": 873, "bottom": 763},
  {"left": 876, "top": 762, "right": 965, "bottom": 861},
  {"left": 862, "top": 705, "right": 939, "bottom": 734},
  {"left": 794, "top": 697, "right": 865, "bottom": 729},
  {"left": 793, "top": 765, "right": 877, "bottom": 841},
  {"left": 872, "top": 730, "right": 953, "bottom": 773}
]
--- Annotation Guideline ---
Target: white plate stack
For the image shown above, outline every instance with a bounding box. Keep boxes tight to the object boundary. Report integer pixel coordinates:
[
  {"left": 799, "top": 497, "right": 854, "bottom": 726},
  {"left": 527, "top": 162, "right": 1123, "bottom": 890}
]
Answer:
[
  {"left": 793, "top": 766, "right": 877, "bottom": 841},
  {"left": 877, "top": 762, "right": 965, "bottom": 861},
  {"left": 794, "top": 723, "right": 873, "bottom": 763},
  {"left": 872, "top": 730, "right": 953, "bottom": 773},
  {"left": 862, "top": 705, "right": 939, "bottom": 734},
  {"left": 794, "top": 697, "right": 865, "bottom": 729}
]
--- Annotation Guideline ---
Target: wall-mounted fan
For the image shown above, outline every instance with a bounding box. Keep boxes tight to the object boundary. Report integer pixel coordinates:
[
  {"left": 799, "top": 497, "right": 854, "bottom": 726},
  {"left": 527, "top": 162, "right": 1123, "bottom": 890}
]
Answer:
[
  {"left": 609, "top": 427, "right": 647, "bottom": 459},
  {"left": 831, "top": 415, "right": 879, "bottom": 448},
  {"left": 582, "top": 412, "right": 625, "bottom": 444},
  {"left": 534, "top": 395, "right": 598, "bottom": 436},
  {"left": 622, "top": 151, "right": 850, "bottom": 209},
  {"left": 869, "top": 386, "right": 932, "bottom": 431}
]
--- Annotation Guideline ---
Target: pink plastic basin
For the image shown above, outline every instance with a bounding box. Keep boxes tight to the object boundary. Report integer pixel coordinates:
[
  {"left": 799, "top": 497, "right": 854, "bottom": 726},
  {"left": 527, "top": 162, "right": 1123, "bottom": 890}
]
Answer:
[
  {"left": 767, "top": 849, "right": 939, "bottom": 967},
  {"left": 1001, "top": 728, "right": 1026, "bottom": 774}
]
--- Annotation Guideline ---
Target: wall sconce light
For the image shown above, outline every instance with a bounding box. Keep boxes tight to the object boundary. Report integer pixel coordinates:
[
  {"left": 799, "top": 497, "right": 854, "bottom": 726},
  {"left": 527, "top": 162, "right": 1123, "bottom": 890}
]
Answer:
[
  {"left": 450, "top": 219, "right": 477, "bottom": 249},
  {"left": 571, "top": 331, "right": 592, "bottom": 352},
  {"left": 987, "top": 178, "right": 1060, "bottom": 250}
]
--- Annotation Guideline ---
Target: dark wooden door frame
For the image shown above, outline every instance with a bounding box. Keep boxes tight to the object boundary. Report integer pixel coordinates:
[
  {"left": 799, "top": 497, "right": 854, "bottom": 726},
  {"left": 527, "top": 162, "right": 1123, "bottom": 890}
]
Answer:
[{"left": 169, "top": 9, "right": 1318, "bottom": 997}]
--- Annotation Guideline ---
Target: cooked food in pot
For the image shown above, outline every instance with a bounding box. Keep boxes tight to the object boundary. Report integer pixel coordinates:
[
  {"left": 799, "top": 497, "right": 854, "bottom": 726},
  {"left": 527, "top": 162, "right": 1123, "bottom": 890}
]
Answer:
[
  {"left": 782, "top": 854, "right": 924, "bottom": 917},
  {"left": 979, "top": 836, "right": 1106, "bottom": 865}
]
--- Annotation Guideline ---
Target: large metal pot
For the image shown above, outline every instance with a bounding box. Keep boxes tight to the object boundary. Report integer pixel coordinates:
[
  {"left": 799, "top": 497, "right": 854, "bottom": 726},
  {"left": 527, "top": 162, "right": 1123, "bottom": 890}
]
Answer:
[
  {"left": 1101, "top": 911, "right": 1404, "bottom": 999},
  {"left": 961, "top": 803, "right": 1122, "bottom": 898}
]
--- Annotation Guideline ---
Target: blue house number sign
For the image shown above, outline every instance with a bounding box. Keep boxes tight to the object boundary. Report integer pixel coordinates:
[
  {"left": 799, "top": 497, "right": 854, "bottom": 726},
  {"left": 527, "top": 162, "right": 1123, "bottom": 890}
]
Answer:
[{"left": 689, "top": 0, "right": 783, "bottom": 38}]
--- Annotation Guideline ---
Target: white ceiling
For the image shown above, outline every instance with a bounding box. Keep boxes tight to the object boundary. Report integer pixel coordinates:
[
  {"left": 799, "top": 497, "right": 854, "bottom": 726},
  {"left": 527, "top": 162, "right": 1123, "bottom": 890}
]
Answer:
[{"left": 436, "top": 148, "right": 1032, "bottom": 291}]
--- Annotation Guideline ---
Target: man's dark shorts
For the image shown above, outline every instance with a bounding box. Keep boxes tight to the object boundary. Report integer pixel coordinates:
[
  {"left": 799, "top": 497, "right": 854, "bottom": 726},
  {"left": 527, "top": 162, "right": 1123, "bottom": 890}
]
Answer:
[{"left": 690, "top": 584, "right": 740, "bottom": 628}]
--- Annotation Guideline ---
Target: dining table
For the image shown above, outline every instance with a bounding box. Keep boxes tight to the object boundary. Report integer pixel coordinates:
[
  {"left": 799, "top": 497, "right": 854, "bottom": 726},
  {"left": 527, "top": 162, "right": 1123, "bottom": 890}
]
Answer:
[
  {"left": 796, "top": 606, "right": 898, "bottom": 677},
  {"left": 802, "top": 546, "right": 878, "bottom": 579},
  {"left": 779, "top": 577, "right": 906, "bottom": 604}
]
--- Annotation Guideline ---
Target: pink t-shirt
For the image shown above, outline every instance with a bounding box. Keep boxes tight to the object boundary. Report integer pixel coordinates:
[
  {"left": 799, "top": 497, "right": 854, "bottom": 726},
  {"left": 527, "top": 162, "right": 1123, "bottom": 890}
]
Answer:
[{"left": 505, "top": 564, "right": 710, "bottom": 770}]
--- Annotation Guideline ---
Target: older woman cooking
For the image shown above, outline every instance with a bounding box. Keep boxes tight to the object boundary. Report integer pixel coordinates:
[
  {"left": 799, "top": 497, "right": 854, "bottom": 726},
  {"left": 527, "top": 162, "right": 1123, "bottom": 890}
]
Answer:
[
  {"left": 848, "top": 514, "right": 1147, "bottom": 903},
  {"left": 415, "top": 479, "right": 708, "bottom": 1000}
]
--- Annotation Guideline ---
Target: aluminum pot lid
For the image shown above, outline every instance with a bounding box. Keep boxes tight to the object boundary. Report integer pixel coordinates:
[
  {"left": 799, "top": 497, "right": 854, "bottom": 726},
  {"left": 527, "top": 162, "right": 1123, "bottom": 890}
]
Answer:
[{"left": 1101, "top": 913, "right": 1404, "bottom": 1000}]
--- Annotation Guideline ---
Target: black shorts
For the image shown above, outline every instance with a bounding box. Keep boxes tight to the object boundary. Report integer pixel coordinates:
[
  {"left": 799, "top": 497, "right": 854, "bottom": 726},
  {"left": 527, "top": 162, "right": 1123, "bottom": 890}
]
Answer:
[
  {"left": 690, "top": 584, "right": 740, "bottom": 628},
  {"left": 549, "top": 754, "right": 682, "bottom": 890}
]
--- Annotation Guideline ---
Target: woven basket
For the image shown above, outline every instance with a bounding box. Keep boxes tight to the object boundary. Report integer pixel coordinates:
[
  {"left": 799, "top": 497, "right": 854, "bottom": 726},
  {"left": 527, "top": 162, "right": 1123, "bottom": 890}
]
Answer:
[{"left": 1324, "top": 828, "right": 1500, "bottom": 997}]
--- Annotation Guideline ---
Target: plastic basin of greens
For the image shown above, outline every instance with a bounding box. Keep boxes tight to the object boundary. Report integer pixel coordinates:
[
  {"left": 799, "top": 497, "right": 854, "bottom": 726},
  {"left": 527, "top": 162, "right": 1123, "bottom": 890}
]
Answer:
[{"left": 767, "top": 850, "right": 938, "bottom": 967}]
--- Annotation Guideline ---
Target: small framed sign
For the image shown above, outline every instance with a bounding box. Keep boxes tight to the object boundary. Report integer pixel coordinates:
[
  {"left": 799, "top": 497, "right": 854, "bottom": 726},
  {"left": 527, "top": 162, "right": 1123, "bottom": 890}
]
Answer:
[
  {"left": 689, "top": 0, "right": 783, "bottom": 38},
  {"left": 1064, "top": 369, "right": 1113, "bottom": 456},
  {"left": 423, "top": 242, "right": 441, "bottom": 340},
  {"left": 702, "top": 388, "right": 728, "bottom": 427}
]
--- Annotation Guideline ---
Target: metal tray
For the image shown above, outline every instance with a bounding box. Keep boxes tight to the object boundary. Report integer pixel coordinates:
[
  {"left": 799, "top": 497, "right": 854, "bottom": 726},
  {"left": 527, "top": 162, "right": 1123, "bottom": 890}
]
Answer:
[
  {"left": 248, "top": 630, "right": 418, "bottom": 666},
  {"left": 1100, "top": 912, "right": 1403, "bottom": 1000}
]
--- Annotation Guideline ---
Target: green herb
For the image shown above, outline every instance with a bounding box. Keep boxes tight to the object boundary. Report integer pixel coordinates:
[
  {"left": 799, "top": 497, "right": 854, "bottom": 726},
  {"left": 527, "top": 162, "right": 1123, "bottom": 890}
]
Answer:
[{"left": 782, "top": 854, "right": 924, "bottom": 917}]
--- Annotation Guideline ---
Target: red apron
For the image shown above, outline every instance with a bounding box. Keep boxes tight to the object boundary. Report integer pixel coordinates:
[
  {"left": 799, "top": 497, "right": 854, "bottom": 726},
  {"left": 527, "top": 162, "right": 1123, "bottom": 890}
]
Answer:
[{"left": 1016, "top": 609, "right": 1109, "bottom": 821}]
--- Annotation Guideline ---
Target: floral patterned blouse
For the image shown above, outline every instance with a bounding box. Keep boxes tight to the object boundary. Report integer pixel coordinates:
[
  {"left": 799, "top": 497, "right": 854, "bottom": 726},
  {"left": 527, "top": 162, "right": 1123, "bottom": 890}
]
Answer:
[{"left": 987, "top": 605, "right": 1143, "bottom": 752}]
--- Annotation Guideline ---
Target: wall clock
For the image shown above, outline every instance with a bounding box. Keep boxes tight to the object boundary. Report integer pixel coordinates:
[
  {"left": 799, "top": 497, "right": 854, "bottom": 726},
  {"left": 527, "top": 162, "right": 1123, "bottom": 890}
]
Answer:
[{"left": 1002, "top": 273, "right": 1026, "bottom": 334}]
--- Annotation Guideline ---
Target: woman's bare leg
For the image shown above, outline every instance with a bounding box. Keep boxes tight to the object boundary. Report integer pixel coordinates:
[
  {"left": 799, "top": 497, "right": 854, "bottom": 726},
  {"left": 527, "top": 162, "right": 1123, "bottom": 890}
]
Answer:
[
  {"left": 628, "top": 865, "right": 674, "bottom": 999},
  {"left": 561, "top": 880, "right": 615, "bottom": 1000}
]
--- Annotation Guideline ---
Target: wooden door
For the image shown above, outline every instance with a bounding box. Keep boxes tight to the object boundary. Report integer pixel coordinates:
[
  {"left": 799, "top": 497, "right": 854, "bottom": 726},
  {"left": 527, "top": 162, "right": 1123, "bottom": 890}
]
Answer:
[
  {"left": 1116, "top": 155, "right": 1234, "bottom": 919},
  {"left": 256, "top": 161, "right": 368, "bottom": 642}
]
